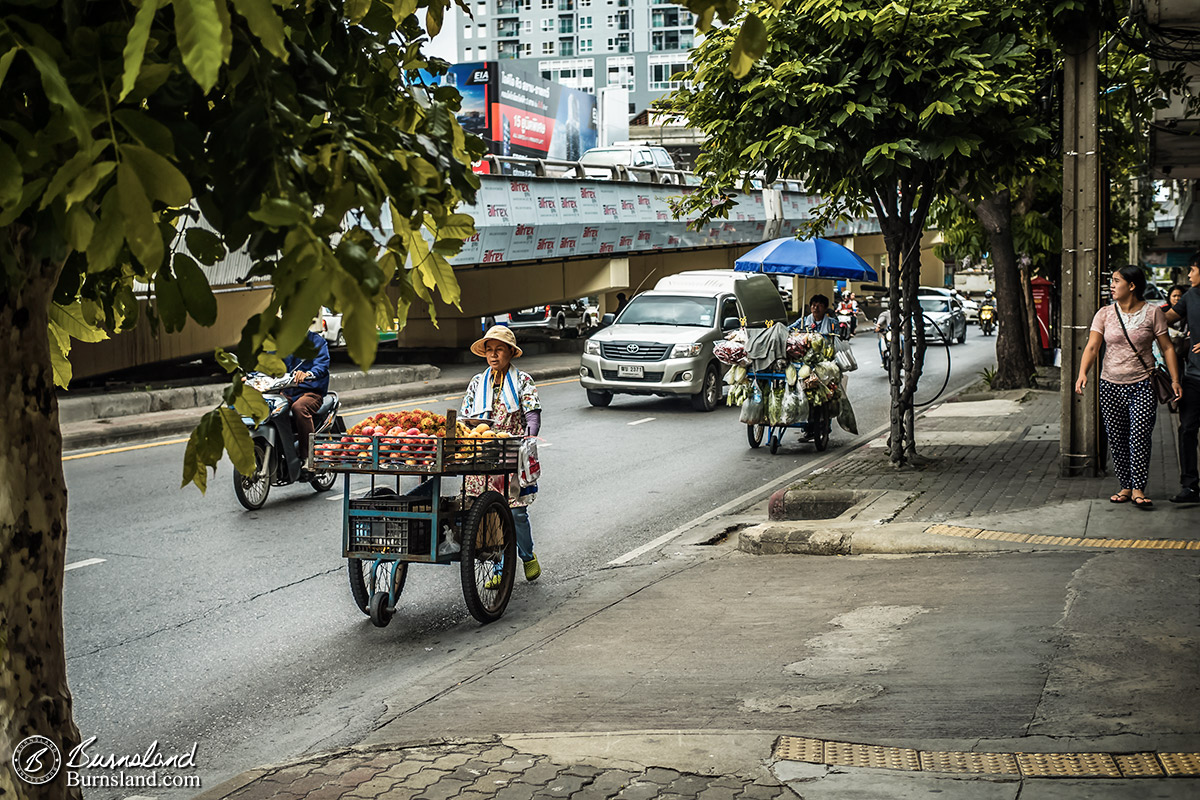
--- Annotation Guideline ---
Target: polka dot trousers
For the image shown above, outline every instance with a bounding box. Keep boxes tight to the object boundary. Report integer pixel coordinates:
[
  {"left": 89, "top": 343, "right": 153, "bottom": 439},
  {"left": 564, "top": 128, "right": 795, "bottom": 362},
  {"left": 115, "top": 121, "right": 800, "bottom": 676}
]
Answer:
[{"left": 1099, "top": 378, "right": 1157, "bottom": 491}]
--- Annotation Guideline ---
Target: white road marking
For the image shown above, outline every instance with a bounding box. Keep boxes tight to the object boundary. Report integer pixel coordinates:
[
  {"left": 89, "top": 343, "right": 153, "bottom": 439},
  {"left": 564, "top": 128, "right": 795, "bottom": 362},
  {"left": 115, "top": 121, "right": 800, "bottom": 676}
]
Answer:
[
  {"left": 65, "top": 558, "right": 106, "bottom": 572},
  {"left": 627, "top": 417, "right": 656, "bottom": 426}
]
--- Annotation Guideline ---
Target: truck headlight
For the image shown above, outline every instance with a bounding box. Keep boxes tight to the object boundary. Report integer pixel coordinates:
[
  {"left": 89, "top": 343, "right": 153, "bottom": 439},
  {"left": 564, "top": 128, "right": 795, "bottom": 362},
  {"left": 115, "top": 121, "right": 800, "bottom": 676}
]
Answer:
[
  {"left": 671, "top": 342, "right": 703, "bottom": 357},
  {"left": 585, "top": 340, "right": 600, "bottom": 355}
]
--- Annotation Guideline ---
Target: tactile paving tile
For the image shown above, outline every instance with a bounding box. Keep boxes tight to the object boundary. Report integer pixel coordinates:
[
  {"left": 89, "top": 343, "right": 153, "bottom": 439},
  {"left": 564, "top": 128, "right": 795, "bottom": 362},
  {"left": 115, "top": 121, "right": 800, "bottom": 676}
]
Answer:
[
  {"left": 1114, "top": 753, "right": 1165, "bottom": 777},
  {"left": 1159, "top": 752, "right": 1200, "bottom": 776},
  {"left": 825, "top": 741, "right": 920, "bottom": 771},
  {"left": 1016, "top": 752, "right": 1121, "bottom": 778},
  {"left": 774, "top": 737, "right": 824, "bottom": 764},
  {"left": 919, "top": 751, "right": 1019, "bottom": 776}
]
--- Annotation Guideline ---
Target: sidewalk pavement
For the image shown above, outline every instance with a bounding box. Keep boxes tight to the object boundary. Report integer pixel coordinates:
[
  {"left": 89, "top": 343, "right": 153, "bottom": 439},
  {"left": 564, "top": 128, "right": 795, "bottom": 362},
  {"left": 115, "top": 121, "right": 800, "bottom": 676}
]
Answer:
[
  {"left": 57, "top": 351, "right": 584, "bottom": 452},
  {"left": 191, "top": 381, "right": 1200, "bottom": 800}
]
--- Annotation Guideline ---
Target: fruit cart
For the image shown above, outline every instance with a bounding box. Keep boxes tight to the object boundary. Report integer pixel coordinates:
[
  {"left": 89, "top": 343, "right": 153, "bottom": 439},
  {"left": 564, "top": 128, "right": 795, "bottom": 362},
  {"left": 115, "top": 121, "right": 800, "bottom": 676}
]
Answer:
[
  {"left": 308, "top": 410, "right": 523, "bottom": 628},
  {"left": 742, "top": 370, "right": 833, "bottom": 454}
]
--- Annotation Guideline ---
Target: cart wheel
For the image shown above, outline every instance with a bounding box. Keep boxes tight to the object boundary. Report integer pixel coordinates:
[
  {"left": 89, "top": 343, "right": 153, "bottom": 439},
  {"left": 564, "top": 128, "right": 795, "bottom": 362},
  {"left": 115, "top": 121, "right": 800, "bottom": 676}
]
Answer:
[
  {"left": 368, "top": 591, "right": 393, "bottom": 627},
  {"left": 310, "top": 470, "right": 336, "bottom": 492},
  {"left": 747, "top": 424, "right": 764, "bottom": 449},
  {"left": 769, "top": 429, "right": 781, "bottom": 455},
  {"left": 349, "top": 558, "right": 408, "bottom": 615},
  {"left": 460, "top": 490, "right": 516, "bottom": 624},
  {"left": 815, "top": 422, "right": 830, "bottom": 452}
]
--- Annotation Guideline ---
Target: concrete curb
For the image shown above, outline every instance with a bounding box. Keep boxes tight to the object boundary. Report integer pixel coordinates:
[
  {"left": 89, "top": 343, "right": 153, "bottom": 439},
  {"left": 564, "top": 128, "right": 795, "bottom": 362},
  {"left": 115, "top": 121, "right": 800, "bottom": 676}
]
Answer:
[
  {"left": 60, "top": 366, "right": 581, "bottom": 453},
  {"left": 737, "top": 521, "right": 1030, "bottom": 556}
]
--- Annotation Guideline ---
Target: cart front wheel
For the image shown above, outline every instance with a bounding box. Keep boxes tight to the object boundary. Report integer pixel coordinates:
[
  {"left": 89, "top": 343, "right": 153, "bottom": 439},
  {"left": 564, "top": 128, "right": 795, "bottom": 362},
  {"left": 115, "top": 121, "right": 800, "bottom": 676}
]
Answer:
[
  {"left": 747, "top": 423, "right": 764, "bottom": 449},
  {"left": 349, "top": 558, "right": 409, "bottom": 616},
  {"left": 368, "top": 591, "right": 393, "bottom": 627},
  {"left": 769, "top": 428, "right": 781, "bottom": 455},
  {"left": 310, "top": 469, "right": 336, "bottom": 492},
  {"left": 461, "top": 490, "right": 516, "bottom": 624}
]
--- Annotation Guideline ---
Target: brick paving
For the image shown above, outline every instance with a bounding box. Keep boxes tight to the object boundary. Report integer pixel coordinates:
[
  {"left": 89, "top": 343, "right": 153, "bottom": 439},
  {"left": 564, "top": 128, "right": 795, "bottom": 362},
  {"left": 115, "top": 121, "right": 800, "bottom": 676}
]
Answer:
[
  {"left": 206, "top": 742, "right": 796, "bottom": 800},
  {"left": 795, "top": 388, "right": 1185, "bottom": 522}
]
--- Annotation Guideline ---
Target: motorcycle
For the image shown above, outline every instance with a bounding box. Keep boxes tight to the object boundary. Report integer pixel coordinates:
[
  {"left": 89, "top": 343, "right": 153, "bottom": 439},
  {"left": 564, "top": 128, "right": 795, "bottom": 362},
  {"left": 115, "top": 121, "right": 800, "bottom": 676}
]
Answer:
[
  {"left": 878, "top": 328, "right": 904, "bottom": 371},
  {"left": 835, "top": 312, "right": 854, "bottom": 341},
  {"left": 233, "top": 372, "right": 346, "bottom": 510},
  {"left": 979, "top": 303, "right": 996, "bottom": 336}
]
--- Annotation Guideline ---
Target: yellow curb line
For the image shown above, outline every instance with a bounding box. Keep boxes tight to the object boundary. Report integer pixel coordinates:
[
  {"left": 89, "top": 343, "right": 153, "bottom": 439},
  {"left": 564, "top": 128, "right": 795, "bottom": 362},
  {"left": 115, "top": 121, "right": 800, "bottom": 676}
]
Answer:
[
  {"left": 775, "top": 736, "right": 1200, "bottom": 778},
  {"left": 924, "top": 524, "right": 1200, "bottom": 551}
]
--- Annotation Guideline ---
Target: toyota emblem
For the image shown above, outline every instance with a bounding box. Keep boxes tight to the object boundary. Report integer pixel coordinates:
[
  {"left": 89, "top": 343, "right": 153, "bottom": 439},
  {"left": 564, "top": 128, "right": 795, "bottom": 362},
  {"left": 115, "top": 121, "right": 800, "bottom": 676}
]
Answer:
[{"left": 626, "top": 344, "right": 640, "bottom": 354}]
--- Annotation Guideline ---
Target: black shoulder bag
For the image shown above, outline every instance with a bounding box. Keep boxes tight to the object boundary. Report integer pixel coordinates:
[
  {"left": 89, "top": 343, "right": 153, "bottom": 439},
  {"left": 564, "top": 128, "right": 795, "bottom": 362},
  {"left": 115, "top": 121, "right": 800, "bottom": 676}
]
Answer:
[{"left": 1113, "top": 305, "right": 1176, "bottom": 411}]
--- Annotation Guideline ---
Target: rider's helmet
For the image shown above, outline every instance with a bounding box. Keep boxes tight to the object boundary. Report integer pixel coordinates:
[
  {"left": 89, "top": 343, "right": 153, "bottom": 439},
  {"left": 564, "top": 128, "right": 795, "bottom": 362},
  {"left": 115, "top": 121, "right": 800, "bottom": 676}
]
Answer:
[{"left": 985, "top": 290, "right": 994, "bottom": 299}]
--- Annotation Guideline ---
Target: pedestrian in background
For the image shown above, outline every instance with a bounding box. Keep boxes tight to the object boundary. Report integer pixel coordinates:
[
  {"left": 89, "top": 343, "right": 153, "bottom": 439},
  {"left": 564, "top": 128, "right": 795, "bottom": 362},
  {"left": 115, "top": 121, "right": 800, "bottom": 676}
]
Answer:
[
  {"left": 1074, "top": 265, "right": 1183, "bottom": 508},
  {"left": 1166, "top": 256, "right": 1200, "bottom": 503}
]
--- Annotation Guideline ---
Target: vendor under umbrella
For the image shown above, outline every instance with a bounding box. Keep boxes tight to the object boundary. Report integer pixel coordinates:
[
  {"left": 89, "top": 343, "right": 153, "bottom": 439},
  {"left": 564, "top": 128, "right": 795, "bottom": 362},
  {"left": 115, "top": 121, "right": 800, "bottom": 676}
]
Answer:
[
  {"left": 459, "top": 326, "right": 543, "bottom": 585},
  {"left": 796, "top": 294, "right": 836, "bottom": 335}
]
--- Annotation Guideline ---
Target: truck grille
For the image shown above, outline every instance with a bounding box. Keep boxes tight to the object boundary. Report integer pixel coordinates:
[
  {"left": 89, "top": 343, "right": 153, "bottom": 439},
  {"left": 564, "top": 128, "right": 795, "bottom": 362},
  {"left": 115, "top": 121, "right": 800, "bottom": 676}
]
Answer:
[
  {"left": 600, "top": 342, "right": 671, "bottom": 361},
  {"left": 601, "top": 370, "right": 665, "bottom": 382}
]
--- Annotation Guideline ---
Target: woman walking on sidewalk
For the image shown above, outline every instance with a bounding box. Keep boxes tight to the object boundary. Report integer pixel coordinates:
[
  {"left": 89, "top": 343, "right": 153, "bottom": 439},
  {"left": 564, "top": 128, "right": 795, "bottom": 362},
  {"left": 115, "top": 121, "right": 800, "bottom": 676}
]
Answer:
[{"left": 1075, "top": 266, "right": 1183, "bottom": 508}]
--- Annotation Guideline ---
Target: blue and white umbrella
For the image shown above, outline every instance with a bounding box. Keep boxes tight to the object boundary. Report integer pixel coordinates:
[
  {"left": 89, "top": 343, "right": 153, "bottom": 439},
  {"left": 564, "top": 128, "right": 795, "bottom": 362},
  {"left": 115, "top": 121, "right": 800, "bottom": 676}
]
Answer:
[{"left": 734, "top": 237, "right": 878, "bottom": 282}]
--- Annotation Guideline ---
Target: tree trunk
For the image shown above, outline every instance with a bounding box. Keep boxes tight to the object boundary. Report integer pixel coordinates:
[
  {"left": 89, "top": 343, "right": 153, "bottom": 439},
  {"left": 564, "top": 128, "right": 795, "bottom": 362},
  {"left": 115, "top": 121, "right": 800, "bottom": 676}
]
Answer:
[
  {"left": 1019, "top": 260, "right": 1042, "bottom": 368},
  {"left": 899, "top": 226, "right": 926, "bottom": 460},
  {"left": 880, "top": 220, "right": 905, "bottom": 463},
  {"left": 1, "top": 229, "right": 82, "bottom": 799},
  {"left": 974, "top": 191, "right": 1036, "bottom": 390}
]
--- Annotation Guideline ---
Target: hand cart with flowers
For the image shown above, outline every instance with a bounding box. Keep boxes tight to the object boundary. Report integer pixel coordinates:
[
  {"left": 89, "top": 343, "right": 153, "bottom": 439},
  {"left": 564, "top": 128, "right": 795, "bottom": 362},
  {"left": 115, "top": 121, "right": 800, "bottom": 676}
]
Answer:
[{"left": 308, "top": 409, "right": 528, "bottom": 628}]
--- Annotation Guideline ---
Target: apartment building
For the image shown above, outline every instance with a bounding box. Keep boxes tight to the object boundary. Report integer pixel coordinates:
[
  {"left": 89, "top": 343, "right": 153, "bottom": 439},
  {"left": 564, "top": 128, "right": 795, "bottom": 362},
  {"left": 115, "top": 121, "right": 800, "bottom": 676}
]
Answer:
[{"left": 455, "top": 0, "right": 696, "bottom": 117}]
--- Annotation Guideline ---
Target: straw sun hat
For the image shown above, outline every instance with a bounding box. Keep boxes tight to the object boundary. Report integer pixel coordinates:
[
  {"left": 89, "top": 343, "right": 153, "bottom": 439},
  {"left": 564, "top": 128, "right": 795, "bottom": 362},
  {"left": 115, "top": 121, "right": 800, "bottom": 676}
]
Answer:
[{"left": 470, "top": 325, "right": 523, "bottom": 358}]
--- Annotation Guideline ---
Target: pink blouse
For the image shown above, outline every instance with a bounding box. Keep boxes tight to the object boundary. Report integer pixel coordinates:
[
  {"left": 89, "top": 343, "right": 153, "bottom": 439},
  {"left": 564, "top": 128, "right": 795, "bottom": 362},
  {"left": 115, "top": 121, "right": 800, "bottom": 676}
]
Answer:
[{"left": 1089, "top": 304, "right": 1167, "bottom": 384}]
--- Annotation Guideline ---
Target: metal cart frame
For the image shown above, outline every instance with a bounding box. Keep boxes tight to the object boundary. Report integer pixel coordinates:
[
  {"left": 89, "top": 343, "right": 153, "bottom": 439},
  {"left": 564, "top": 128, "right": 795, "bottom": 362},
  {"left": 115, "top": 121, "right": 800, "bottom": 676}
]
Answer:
[{"left": 743, "top": 371, "right": 833, "bottom": 454}]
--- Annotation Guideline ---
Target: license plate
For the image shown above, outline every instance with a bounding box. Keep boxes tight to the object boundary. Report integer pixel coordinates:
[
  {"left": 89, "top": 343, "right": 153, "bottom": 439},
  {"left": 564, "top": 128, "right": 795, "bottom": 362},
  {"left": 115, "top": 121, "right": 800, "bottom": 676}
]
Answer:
[{"left": 618, "top": 364, "right": 644, "bottom": 378}]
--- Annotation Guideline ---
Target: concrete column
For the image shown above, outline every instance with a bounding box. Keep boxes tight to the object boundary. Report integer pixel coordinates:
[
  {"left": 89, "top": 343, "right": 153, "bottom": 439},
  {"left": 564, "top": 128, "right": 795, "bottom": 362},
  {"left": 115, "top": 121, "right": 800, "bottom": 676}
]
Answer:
[{"left": 1059, "top": 14, "right": 1102, "bottom": 477}]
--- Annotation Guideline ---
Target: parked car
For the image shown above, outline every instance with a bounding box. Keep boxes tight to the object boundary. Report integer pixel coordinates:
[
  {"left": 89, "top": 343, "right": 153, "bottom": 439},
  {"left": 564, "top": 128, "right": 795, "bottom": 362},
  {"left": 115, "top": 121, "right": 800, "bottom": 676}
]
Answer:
[
  {"left": 580, "top": 270, "right": 757, "bottom": 411},
  {"left": 579, "top": 144, "right": 679, "bottom": 182},
  {"left": 485, "top": 298, "right": 597, "bottom": 338},
  {"left": 917, "top": 295, "right": 968, "bottom": 344},
  {"left": 319, "top": 307, "right": 344, "bottom": 346}
]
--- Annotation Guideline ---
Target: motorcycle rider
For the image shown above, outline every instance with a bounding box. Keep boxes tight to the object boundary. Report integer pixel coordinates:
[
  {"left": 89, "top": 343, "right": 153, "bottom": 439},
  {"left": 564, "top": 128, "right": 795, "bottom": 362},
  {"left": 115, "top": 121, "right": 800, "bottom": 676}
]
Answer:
[
  {"left": 283, "top": 324, "right": 331, "bottom": 474},
  {"left": 836, "top": 292, "right": 859, "bottom": 335},
  {"left": 979, "top": 290, "right": 997, "bottom": 333}
]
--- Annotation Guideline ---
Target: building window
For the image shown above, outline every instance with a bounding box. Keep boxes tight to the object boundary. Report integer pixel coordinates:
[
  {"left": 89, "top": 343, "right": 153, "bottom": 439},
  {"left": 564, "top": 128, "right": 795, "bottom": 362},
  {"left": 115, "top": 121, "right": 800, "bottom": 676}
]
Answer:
[
  {"left": 648, "top": 54, "right": 689, "bottom": 90},
  {"left": 478, "top": 45, "right": 487, "bottom": 57},
  {"left": 463, "top": 26, "right": 473, "bottom": 39},
  {"left": 539, "top": 58, "right": 596, "bottom": 91},
  {"left": 521, "top": 42, "right": 532, "bottom": 56},
  {"left": 542, "top": 41, "right": 555, "bottom": 54},
  {"left": 606, "top": 55, "right": 634, "bottom": 89},
  {"left": 579, "top": 15, "right": 592, "bottom": 29},
  {"left": 541, "top": 0, "right": 554, "bottom": 7},
  {"left": 579, "top": 0, "right": 590, "bottom": 5},
  {"left": 541, "top": 18, "right": 553, "bottom": 30},
  {"left": 606, "top": 14, "right": 615, "bottom": 26},
  {"left": 477, "top": 0, "right": 486, "bottom": 13},
  {"left": 521, "top": 19, "right": 531, "bottom": 32},
  {"left": 464, "top": 47, "right": 473, "bottom": 59},
  {"left": 478, "top": 24, "right": 486, "bottom": 37},
  {"left": 579, "top": 38, "right": 593, "bottom": 52}
]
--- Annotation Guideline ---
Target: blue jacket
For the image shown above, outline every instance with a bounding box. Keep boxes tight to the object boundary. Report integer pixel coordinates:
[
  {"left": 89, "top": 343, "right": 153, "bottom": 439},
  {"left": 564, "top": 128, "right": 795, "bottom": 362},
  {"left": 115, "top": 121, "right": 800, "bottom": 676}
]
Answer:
[{"left": 283, "top": 330, "right": 330, "bottom": 396}]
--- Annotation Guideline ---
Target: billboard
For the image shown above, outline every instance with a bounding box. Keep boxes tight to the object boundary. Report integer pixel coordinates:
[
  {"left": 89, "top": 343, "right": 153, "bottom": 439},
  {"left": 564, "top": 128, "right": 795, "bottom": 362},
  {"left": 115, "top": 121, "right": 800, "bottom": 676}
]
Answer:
[{"left": 434, "top": 62, "right": 598, "bottom": 164}]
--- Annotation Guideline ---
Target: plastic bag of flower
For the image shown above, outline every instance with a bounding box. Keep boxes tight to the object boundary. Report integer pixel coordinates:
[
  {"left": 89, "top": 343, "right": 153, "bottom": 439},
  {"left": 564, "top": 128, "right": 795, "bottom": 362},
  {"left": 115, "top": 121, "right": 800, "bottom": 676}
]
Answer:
[
  {"left": 714, "top": 339, "right": 748, "bottom": 366},
  {"left": 767, "top": 383, "right": 786, "bottom": 425},
  {"left": 837, "top": 392, "right": 859, "bottom": 435},
  {"left": 782, "top": 386, "right": 807, "bottom": 425},
  {"left": 740, "top": 380, "right": 768, "bottom": 425}
]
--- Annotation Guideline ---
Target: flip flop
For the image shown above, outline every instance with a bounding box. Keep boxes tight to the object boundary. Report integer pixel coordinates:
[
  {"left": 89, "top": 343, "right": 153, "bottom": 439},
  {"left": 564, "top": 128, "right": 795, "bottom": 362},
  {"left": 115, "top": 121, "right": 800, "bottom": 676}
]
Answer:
[
  {"left": 1132, "top": 496, "right": 1154, "bottom": 509},
  {"left": 1110, "top": 493, "right": 1131, "bottom": 504}
]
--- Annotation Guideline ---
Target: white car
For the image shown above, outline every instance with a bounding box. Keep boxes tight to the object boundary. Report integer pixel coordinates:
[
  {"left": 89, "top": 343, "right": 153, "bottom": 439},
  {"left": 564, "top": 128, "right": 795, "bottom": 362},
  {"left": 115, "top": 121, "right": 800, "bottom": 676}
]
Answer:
[
  {"left": 920, "top": 286, "right": 978, "bottom": 322},
  {"left": 319, "top": 307, "right": 344, "bottom": 346},
  {"left": 579, "top": 145, "right": 679, "bottom": 183}
]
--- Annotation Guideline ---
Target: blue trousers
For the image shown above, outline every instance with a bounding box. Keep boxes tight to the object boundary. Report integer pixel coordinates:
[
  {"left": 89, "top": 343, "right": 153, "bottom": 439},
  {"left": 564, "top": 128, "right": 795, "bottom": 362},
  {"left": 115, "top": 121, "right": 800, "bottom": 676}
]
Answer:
[{"left": 512, "top": 507, "right": 534, "bottom": 562}]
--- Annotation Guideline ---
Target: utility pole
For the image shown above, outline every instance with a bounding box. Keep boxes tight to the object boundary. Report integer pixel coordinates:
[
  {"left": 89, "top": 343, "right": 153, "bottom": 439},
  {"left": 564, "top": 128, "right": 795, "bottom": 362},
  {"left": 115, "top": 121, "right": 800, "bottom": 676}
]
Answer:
[{"left": 1060, "top": 12, "right": 1102, "bottom": 477}]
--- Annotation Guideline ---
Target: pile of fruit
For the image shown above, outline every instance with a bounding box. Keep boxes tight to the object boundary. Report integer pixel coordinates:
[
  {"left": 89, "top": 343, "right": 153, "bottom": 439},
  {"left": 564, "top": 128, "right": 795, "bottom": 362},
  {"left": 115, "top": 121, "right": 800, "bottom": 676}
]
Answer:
[{"left": 349, "top": 410, "right": 448, "bottom": 437}]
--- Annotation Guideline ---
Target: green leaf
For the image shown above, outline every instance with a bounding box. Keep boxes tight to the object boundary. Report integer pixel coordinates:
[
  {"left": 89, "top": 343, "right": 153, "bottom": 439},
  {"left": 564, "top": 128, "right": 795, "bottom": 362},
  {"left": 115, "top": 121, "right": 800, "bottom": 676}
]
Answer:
[
  {"left": 276, "top": 268, "right": 331, "bottom": 355},
  {"left": 0, "top": 141, "right": 20, "bottom": 208},
  {"left": 0, "top": 47, "right": 17, "bottom": 91},
  {"left": 182, "top": 410, "right": 224, "bottom": 491},
  {"left": 389, "top": 0, "right": 418, "bottom": 23},
  {"left": 25, "top": 46, "right": 93, "bottom": 143},
  {"left": 64, "top": 161, "right": 116, "bottom": 208},
  {"left": 255, "top": 351, "right": 287, "bottom": 375},
  {"left": 232, "top": 383, "right": 270, "bottom": 420},
  {"left": 65, "top": 205, "right": 95, "bottom": 251},
  {"left": 174, "top": 252, "right": 218, "bottom": 326},
  {"left": 87, "top": 188, "right": 126, "bottom": 273},
  {"left": 41, "top": 152, "right": 93, "bottom": 210},
  {"left": 117, "top": 160, "right": 164, "bottom": 269},
  {"left": 155, "top": 264, "right": 188, "bottom": 333},
  {"left": 426, "top": 0, "right": 445, "bottom": 36},
  {"left": 174, "top": 0, "right": 226, "bottom": 93},
  {"left": 185, "top": 227, "right": 227, "bottom": 265},
  {"left": 344, "top": 0, "right": 371, "bottom": 24},
  {"left": 250, "top": 198, "right": 307, "bottom": 227},
  {"left": 729, "top": 14, "right": 767, "bottom": 79},
  {"left": 434, "top": 212, "right": 475, "bottom": 241},
  {"left": 121, "top": 145, "right": 192, "bottom": 206},
  {"left": 114, "top": 110, "right": 176, "bottom": 156},
  {"left": 219, "top": 407, "right": 257, "bottom": 474},
  {"left": 49, "top": 302, "right": 108, "bottom": 343},
  {"left": 120, "top": 0, "right": 161, "bottom": 101},
  {"left": 230, "top": 0, "right": 289, "bottom": 60}
]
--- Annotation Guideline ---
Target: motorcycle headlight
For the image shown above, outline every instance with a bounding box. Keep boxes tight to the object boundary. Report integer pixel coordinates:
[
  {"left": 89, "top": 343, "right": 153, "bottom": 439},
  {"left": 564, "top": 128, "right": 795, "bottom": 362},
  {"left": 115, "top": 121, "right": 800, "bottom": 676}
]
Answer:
[
  {"left": 585, "top": 340, "right": 600, "bottom": 355},
  {"left": 671, "top": 342, "right": 703, "bottom": 358}
]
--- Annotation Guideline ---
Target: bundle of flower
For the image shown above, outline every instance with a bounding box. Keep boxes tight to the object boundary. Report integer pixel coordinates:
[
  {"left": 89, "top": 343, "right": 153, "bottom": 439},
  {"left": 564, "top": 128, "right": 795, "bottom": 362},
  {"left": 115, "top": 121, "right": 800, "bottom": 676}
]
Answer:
[{"left": 714, "top": 329, "right": 750, "bottom": 366}]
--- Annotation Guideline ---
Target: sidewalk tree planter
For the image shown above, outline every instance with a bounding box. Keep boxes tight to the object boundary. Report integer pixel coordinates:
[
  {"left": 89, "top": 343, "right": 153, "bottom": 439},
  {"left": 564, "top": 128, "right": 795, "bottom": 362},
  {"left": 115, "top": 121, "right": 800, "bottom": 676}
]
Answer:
[
  {"left": 0, "top": 0, "right": 482, "bottom": 794},
  {"left": 668, "top": 0, "right": 1049, "bottom": 465}
]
